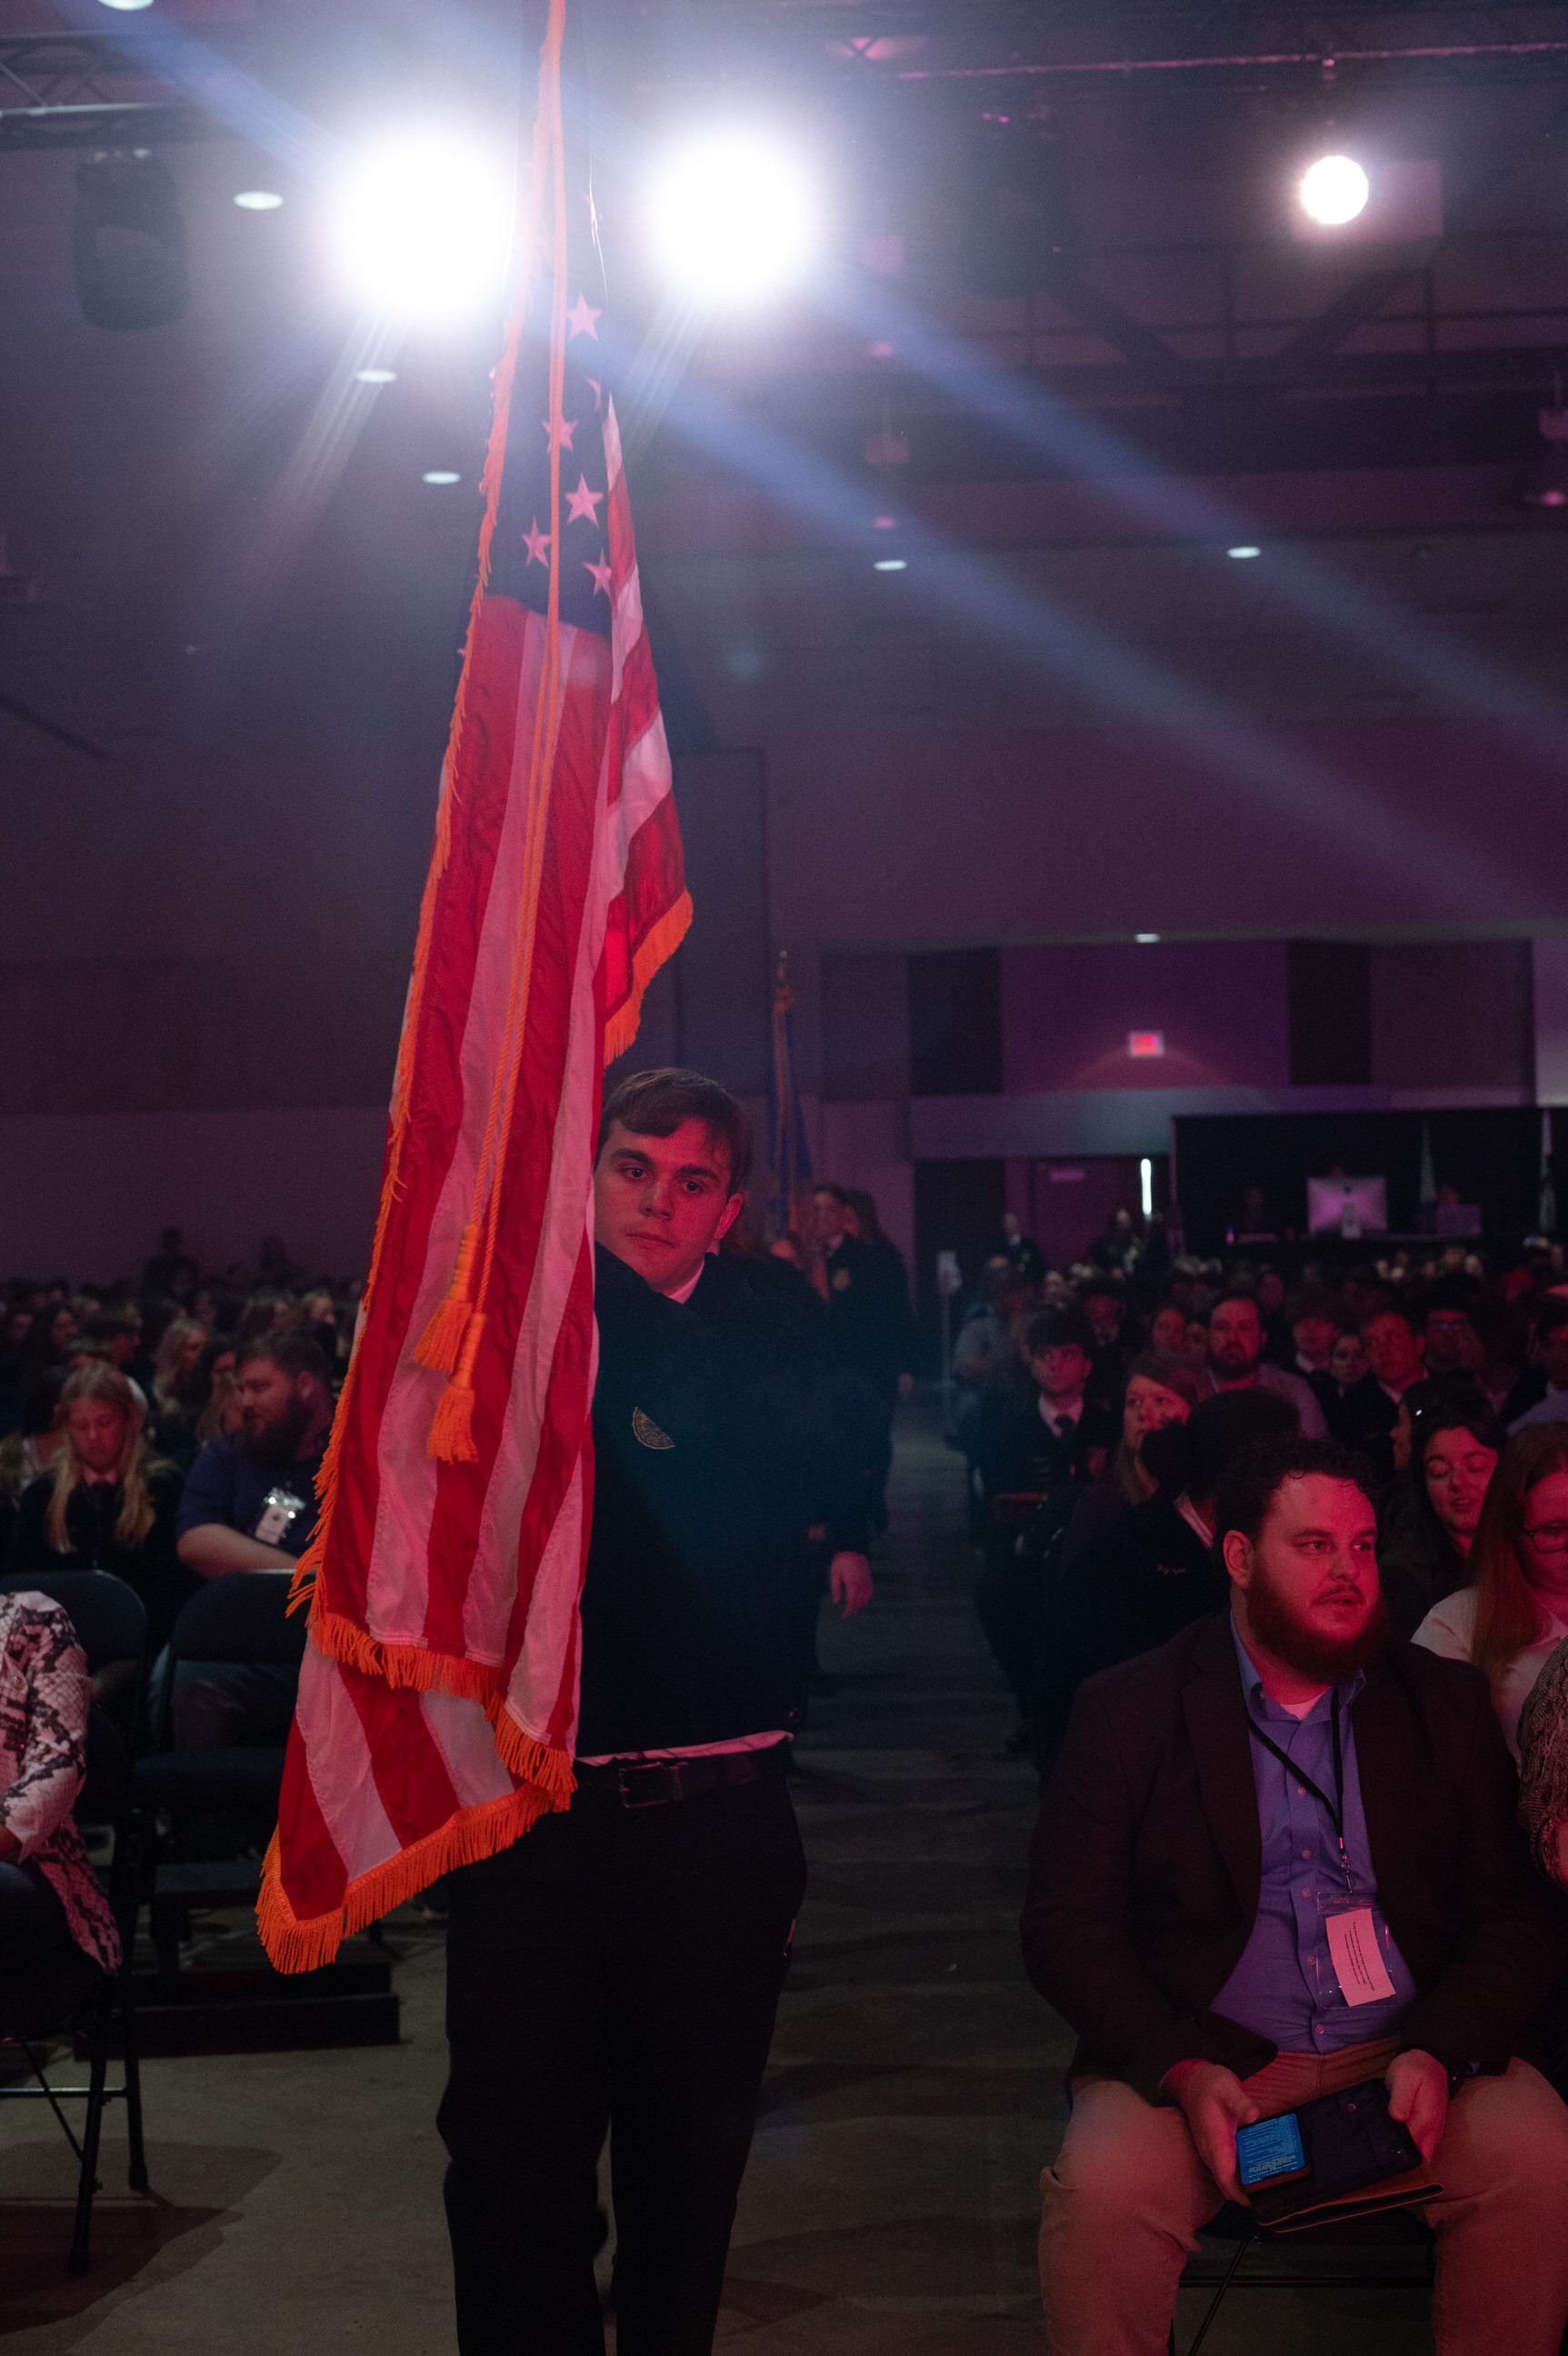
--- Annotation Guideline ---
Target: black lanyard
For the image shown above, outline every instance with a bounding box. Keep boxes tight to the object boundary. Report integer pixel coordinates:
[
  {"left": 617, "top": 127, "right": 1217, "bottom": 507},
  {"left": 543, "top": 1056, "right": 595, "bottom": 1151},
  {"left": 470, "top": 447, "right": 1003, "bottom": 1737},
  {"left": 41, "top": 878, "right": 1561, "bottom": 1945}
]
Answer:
[{"left": 1247, "top": 1698, "right": 1352, "bottom": 1881}]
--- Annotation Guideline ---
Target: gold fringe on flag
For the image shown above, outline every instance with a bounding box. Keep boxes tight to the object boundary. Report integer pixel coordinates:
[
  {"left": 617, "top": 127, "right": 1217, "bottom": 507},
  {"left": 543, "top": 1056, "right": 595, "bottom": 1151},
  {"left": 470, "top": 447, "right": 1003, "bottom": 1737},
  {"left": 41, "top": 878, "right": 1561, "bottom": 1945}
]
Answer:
[{"left": 257, "top": 1779, "right": 557, "bottom": 1978}]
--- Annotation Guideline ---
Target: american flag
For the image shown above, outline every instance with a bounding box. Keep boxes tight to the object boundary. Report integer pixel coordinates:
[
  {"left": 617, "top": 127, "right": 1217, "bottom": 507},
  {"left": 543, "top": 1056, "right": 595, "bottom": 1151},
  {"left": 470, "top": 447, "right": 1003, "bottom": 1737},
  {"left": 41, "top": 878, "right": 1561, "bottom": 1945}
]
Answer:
[{"left": 259, "top": 0, "right": 689, "bottom": 1971}]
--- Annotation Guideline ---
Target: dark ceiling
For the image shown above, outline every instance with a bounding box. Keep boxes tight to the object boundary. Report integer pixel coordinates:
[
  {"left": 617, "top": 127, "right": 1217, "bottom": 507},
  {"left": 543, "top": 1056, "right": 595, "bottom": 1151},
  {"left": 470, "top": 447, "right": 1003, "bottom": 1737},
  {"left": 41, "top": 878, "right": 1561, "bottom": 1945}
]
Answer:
[{"left": 2, "top": 0, "right": 1566, "bottom": 770}]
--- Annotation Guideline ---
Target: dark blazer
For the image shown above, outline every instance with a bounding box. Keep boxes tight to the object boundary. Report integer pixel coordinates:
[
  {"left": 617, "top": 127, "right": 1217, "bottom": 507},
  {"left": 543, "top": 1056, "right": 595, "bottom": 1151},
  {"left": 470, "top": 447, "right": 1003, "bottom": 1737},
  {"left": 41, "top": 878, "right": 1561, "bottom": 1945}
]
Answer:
[
  {"left": 1032, "top": 1491, "right": 1227, "bottom": 1773},
  {"left": 1334, "top": 1373, "right": 1402, "bottom": 1479},
  {"left": 1022, "top": 1610, "right": 1568, "bottom": 2101},
  {"left": 974, "top": 1390, "right": 1116, "bottom": 1504},
  {"left": 578, "top": 1245, "right": 866, "bottom": 1757}
]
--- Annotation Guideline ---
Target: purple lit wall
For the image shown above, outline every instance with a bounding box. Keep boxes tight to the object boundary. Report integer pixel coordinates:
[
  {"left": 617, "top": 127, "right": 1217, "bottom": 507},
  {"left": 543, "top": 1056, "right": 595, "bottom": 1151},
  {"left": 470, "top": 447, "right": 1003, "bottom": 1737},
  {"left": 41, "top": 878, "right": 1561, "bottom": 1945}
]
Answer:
[{"left": 1000, "top": 942, "right": 1291, "bottom": 1094}]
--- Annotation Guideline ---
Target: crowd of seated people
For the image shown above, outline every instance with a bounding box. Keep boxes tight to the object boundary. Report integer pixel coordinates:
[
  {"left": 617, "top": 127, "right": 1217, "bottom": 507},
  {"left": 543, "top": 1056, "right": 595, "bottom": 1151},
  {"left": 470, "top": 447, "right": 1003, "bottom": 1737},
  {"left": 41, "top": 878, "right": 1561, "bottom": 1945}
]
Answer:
[
  {"left": 953, "top": 1213, "right": 1568, "bottom": 1743},
  {"left": 0, "top": 1232, "right": 358, "bottom": 1762},
  {"left": 971, "top": 1211, "right": 1568, "bottom": 2349}
]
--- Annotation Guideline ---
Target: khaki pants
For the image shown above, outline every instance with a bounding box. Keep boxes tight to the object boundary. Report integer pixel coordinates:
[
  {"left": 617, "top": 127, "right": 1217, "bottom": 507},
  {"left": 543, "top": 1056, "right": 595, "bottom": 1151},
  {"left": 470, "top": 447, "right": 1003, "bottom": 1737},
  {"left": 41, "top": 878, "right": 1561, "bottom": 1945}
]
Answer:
[{"left": 1039, "top": 2038, "right": 1568, "bottom": 2356}]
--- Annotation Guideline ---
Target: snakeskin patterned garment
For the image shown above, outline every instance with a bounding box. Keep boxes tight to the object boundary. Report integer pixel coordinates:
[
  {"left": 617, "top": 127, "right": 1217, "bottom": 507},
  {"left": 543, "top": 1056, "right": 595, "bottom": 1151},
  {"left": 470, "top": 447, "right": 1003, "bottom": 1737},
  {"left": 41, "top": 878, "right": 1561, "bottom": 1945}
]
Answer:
[
  {"left": 1519, "top": 1632, "right": 1568, "bottom": 1887},
  {"left": 0, "top": 1591, "right": 121, "bottom": 1971}
]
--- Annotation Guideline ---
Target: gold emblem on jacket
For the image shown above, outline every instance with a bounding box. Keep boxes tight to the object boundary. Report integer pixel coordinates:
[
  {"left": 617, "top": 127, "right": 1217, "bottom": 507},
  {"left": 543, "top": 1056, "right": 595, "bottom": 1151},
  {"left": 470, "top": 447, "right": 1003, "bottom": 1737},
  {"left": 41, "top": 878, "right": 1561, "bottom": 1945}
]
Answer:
[{"left": 632, "top": 1408, "right": 674, "bottom": 1451}]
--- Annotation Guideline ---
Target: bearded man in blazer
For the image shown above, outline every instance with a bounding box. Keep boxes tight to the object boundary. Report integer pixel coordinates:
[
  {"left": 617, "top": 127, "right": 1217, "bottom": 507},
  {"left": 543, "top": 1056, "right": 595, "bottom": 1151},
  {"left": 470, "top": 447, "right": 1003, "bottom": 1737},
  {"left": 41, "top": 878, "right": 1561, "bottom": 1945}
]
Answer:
[{"left": 1023, "top": 1434, "right": 1568, "bottom": 2356}]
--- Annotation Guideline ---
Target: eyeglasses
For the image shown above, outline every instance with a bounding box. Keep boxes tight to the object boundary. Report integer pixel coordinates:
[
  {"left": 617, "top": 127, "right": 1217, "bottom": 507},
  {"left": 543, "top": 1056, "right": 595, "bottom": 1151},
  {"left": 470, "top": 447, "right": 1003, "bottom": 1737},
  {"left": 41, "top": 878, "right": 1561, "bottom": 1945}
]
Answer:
[{"left": 1523, "top": 1522, "right": 1568, "bottom": 1552}]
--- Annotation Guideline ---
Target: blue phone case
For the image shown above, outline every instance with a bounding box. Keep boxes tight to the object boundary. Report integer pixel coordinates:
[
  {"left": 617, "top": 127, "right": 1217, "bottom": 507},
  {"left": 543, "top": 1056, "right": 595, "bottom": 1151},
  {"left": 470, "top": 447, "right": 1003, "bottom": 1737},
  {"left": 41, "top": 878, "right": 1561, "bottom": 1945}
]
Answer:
[{"left": 1236, "top": 2111, "right": 1306, "bottom": 2186}]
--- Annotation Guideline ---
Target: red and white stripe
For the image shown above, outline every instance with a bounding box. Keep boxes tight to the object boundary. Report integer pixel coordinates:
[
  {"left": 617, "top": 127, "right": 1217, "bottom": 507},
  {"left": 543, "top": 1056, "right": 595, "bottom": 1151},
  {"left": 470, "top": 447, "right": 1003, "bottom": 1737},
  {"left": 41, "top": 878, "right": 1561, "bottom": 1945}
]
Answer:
[{"left": 262, "top": 395, "right": 686, "bottom": 1967}]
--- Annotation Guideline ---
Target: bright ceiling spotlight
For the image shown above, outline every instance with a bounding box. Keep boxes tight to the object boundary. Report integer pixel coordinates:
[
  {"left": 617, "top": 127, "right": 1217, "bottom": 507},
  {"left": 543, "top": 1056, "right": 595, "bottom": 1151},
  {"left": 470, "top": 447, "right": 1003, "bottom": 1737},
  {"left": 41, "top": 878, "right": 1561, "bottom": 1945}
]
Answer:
[
  {"left": 644, "top": 129, "right": 821, "bottom": 309},
  {"left": 234, "top": 190, "right": 284, "bottom": 212},
  {"left": 97, "top": 0, "right": 155, "bottom": 11},
  {"left": 422, "top": 470, "right": 461, "bottom": 485},
  {"left": 873, "top": 557, "right": 907, "bottom": 573},
  {"left": 1299, "top": 155, "right": 1371, "bottom": 226},
  {"left": 332, "top": 134, "right": 511, "bottom": 323},
  {"left": 1226, "top": 544, "right": 1262, "bottom": 560},
  {"left": 355, "top": 366, "right": 397, "bottom": 384}
]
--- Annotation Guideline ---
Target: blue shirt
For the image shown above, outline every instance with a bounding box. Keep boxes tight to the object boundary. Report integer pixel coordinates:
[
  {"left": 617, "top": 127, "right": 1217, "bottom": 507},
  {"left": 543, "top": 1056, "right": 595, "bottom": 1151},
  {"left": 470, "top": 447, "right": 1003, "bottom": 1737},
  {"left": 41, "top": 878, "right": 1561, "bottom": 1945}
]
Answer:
[
  {"left": 1212, "top": 1619, "right": 1417, "bottom": 2053},
  {"left": 175, "top": 1434, "right": 325, "bottom": 1555}
]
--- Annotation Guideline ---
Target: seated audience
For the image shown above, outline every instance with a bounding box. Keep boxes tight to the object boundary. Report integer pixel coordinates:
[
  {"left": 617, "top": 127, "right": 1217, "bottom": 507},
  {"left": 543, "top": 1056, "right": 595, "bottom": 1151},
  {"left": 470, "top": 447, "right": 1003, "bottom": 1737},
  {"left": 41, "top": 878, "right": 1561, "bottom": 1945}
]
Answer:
[
  {"left": 191, "top": 1337, "right": 242, "bottom": 1447},
  {"left": 1511, "top": 1300, "right": 1568, "bottom": 1433},
  {"left": 1338, "top": 1302, "right": 1428, "bottom": 1480},
  {"left": 1026, "top": 1436, "right": 1568, "bottom": 2356},
  {"left": 149, "top": 1313, "right": 209, "bottom": 1460},
  {"left": 1057, "top": 1350, "right": 1204, "bottom": 1571},
  {"left": 0, "top": 1587, "right": 121, "bottom": 1977},
  {"left": 1080, "top": 1276, "right": 1135, "bottom": 1391},
  {"left": 1033, "top": 1387, "right": 1298, "bottom": 1772},
  {"left": 142, "top": 1225, "right": 199, "bottom": 1303},
  {"left": 83, "top": 1305, "right": 155, "bottom": 1397},
  {"left": 1377, "top": 1384, "right": 1504, "bottom": 1639},
  {"left": 0, "top": 1368, "right": 67, "bottom": 1556},
  {"left": 974, "top": 1311, "right": 1116, "bottom": 1738},
  {"left": 1328, "top": 1323, "right": 1368, "bottom": 1400},
  {"left": 1146, "top": 1300, "right": 1188, "bottom": 1357},
  {"left": 173, "top": 1331, "right": 333, "bottom": 1749},
  {"left": 1205, "top": 1289, "right": 1327, "bottom": 1437},
  {"left": 12, "top": 1301, "right": 79, "bottom": 1389},
  {"left": 994, "top": 1210, "right": 1045, "bottom": 1284},
  {"left": 975, "top": 1311, "right": 1115, "bottom": 1510},
  {"left": 1423, "top": 1288, "right": 1486, "bottom": 1382},
  {"left": 1414, "top": 1424, "right": 1568, "bottom": 1758},
  {"left": 8, "top": 1362, "right": 192, "bottom": 1651},
  {"left": 1280, "top": 1286, "right": 1342, "bottom": 1425}
]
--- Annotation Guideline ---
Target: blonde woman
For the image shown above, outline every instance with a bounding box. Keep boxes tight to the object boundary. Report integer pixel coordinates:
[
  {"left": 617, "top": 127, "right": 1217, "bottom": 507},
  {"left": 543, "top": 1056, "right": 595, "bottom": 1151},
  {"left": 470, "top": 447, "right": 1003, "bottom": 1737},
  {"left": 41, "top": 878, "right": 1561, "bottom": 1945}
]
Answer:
[
  {"left": 149, "top": 1314, "right": 209, "bottom": 1458},
  {"left": 7, "top": 1362, "right": 190, "bottom": 1649},
  {"left": 1413, "top": 1424, "right": 1568, "bottom": 1758}
]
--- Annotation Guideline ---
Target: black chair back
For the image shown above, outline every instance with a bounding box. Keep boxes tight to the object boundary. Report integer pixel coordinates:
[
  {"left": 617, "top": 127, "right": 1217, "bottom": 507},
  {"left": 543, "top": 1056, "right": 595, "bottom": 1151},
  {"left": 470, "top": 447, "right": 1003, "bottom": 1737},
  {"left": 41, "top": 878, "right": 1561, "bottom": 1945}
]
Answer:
[
  {"left": 166, "top": 1573, "right": 307, "bottom": 1667},
  {"left": 0, "top": 1572, "right": 148, "bottom": 1679},
  {"left": 77, "top": 1705, "right": 131, "bottom": 1831}
]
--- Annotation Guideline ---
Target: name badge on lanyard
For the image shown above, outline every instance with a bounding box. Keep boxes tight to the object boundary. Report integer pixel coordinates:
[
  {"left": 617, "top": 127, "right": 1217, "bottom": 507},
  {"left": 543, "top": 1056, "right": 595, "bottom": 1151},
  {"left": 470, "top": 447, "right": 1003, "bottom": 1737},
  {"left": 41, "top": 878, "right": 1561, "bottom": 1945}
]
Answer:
[
  {"left": 1323, "top": 1904, "right": 1397, "bottom": 2003},
  {"left": 1250, "top": 1698, "right": 1396, "bottom": 2007}
]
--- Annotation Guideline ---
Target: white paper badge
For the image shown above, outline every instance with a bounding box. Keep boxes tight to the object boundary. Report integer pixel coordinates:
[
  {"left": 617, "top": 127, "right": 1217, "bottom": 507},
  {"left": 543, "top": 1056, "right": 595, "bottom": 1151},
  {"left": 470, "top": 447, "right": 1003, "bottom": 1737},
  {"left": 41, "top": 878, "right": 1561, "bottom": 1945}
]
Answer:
[{"left": 1325, "top": 1907, "right": 1397, "bottom": 2005}]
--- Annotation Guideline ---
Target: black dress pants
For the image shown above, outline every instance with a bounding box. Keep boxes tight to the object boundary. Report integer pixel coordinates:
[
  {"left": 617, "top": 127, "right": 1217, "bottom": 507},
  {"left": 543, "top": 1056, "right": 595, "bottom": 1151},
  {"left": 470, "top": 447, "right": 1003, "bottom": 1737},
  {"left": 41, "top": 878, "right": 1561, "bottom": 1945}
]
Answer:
[{"left": 438, "top": 1770, "right": 806, "bottom": 2356}]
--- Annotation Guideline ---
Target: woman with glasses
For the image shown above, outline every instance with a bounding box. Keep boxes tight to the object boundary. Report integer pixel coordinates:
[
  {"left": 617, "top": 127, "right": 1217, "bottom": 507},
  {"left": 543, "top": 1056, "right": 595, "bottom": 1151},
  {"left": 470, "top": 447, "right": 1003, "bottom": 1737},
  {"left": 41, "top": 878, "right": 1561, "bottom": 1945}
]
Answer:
[
  {"left": 1379, "top": 1382, "right": 1504, "bottom": 1640},
  {"left": 1413, "top": 1424, "right": 1568, "bottom": 1757}
]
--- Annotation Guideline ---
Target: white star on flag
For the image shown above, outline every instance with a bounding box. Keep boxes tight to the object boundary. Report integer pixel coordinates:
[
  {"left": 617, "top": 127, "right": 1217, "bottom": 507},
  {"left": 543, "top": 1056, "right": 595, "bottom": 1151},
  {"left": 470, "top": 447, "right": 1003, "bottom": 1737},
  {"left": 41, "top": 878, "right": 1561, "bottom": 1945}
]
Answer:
[
  {"left": 565, "top": 475, "right": 604, "bottom": 526},
  {"left": 543, "top": 415, "right": 577, "bottom": 454},
  {"left": 565, "top": 293, "right": 602, "bottom": 339},
  {"left": 522, "top": 519, "right": 551, "bottom": 565},
  {"left": 584, "top": 554, "right": 613, "bottom": 597}
]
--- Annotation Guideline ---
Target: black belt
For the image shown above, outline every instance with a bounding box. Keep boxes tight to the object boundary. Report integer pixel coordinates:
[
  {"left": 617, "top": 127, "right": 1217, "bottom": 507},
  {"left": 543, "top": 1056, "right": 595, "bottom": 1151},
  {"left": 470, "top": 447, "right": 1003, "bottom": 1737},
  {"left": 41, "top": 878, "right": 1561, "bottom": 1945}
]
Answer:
[{"left": 574, "top": 1742, "right": 792, "bottom": 1810}]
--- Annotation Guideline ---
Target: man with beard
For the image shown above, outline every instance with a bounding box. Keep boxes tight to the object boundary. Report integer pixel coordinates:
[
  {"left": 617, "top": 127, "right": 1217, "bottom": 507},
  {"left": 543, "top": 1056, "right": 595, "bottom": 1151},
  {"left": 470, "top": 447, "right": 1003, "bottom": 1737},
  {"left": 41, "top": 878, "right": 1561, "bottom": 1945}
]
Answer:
[
  {"left": 172, "top": 1331, "right": 333, "bottom": 1746},
  {"left": 1205, "top": 1287, "right": 1328, "bottom": 1437},
  {"left": 1025, "top": 1437, "right": 1568, "bottom": 2356}
]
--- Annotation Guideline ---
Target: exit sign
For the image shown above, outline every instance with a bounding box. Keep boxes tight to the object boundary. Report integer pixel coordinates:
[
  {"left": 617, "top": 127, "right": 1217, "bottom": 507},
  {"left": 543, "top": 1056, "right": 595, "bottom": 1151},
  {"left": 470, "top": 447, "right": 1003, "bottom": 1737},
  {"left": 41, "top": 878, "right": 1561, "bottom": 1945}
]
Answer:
[{"left": 1127, "top": 1030, "right": 1165, "bottom": 1058}]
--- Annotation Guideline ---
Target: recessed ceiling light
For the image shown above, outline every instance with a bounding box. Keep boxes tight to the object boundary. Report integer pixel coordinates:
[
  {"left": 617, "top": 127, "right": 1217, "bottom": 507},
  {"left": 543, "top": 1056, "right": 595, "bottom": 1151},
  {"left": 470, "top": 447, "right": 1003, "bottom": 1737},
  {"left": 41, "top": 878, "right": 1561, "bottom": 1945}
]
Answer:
[
  {"left": 1135, "top": 932, "right": 1161, "bottom": 943},
  {"left": 422, "top": 470, "right": 461, "bottom": 485},
  {"left": 355, "top": 366, "right": 398, "bottom": 384},
  {"left": 1226, "top": 544, "right": 1262, "bottom": 560},
  {"left": 97, "top": 0, "right": 155, "bottom": 12},
  {"left": 234, "top": 191, "right": 284, "bottom": 212},
  {"left": 873, "top": 557, "right": 907, "bottom": 573}
]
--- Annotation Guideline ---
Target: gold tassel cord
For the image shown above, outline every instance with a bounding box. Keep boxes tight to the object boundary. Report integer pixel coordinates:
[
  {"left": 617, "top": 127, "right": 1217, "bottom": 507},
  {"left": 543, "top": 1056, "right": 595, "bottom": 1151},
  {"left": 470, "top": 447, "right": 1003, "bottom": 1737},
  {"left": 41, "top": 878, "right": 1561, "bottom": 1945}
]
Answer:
[{"left": 414, "top": 1220, "right": 481, "bottom": 1373}]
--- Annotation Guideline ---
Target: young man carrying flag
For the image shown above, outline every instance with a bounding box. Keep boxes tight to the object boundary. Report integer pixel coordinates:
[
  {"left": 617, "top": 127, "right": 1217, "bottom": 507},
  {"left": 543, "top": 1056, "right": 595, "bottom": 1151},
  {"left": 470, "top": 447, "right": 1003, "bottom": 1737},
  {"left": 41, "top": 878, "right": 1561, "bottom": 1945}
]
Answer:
[
  {"left": 442, "top": 1067, "right": 871, "bottom": 2352},
  {"left": 258, "top": 5, "right": 869, "bottom": 2348}
]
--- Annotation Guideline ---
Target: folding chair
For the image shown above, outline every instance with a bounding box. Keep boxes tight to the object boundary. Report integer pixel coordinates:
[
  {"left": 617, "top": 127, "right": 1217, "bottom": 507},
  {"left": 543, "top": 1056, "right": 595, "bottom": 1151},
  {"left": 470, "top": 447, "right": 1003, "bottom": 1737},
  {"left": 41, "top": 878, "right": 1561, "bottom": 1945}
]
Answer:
[
  {"left": 133, "top": 1574, "right": 304, "bottom": 1974},
  {"left": 1174, "top": 2199, "right": 1434, "bottom": 2355},
  {"left": 0, "top": 1571, "right": 151, "bottom": 2272}
]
